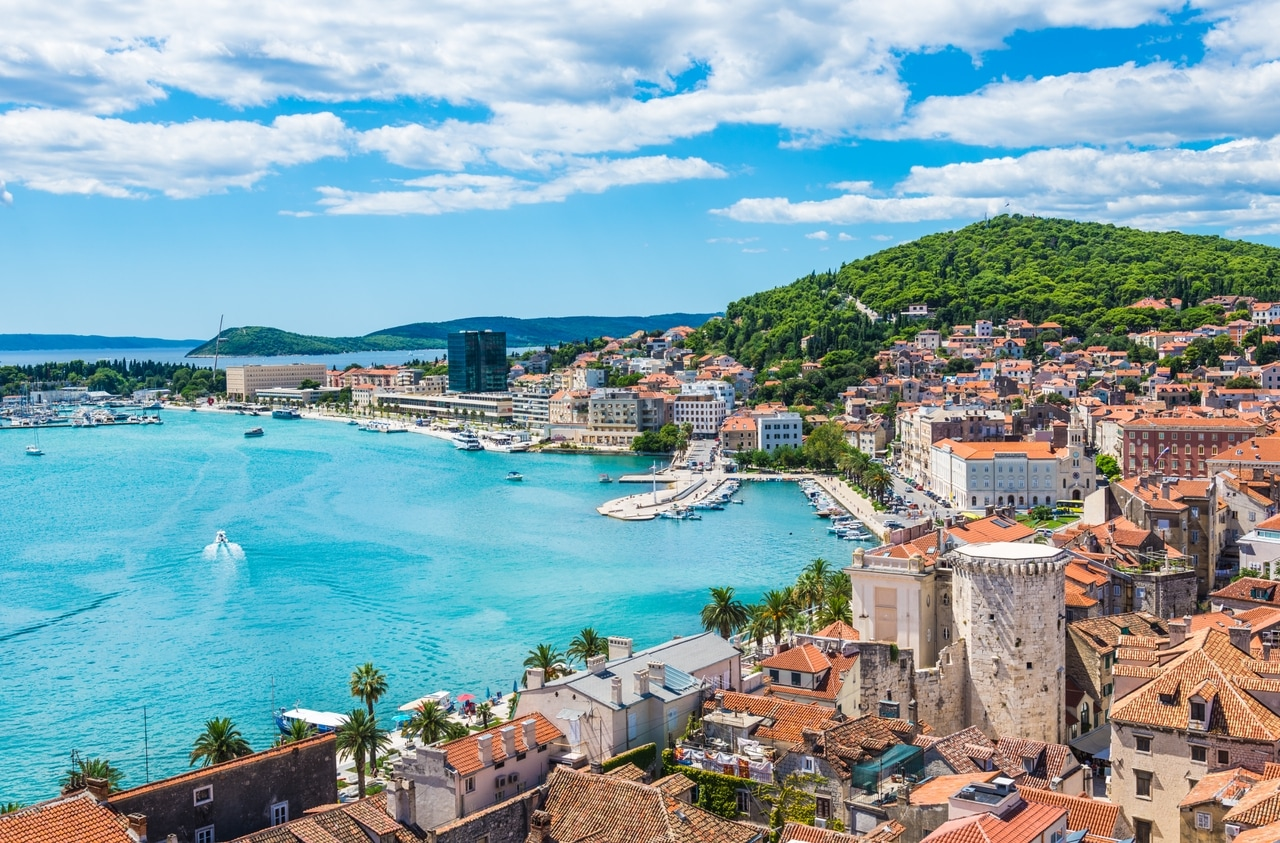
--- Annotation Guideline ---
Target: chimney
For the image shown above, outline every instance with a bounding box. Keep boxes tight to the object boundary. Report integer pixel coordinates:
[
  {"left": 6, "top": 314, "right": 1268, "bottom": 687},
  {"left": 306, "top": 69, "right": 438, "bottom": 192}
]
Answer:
[
  {"left": 587, "top": 654, "right": 607, "bottom": 674},
  {"left": 85, "top": 777, "right": 110, "bottom": 802},
  {"left": 1168, "top": 616, "right": 1189, "bottom": 648},
  {"left": 476, "top": 733, "right": 493, "bottom": 767},
  {"left": 1161, "top": 479, "right": 1172, "bottom": 499},
  {"left": 125, "top": 813, "right": 147, "bottom": 841},
  {"left": 634, "top": 669, "right": 650, "bottom": 697},
  {"left": 522, "top": 718, "right": 538, "bottom": 750},
  {"left": 528, "top": 810, "right": 552, "bottom": 843},
  {"left": 647, "top": 660, "right": 666, "bottom": 689},
  {"left": 499, "top": 726, "right": 517, "bottom": 759},
  {"left": 1230, "top": 622, "right": 1253, "bottom": 655},
  {"left": 610, "top": 676, "right": 623, "bottom": 705},
  {"left": 525, "top": 667, "right": 544, "bottom": 690},
  {"left": 608, "top": 636, "right": 633, "bottom": 660}
]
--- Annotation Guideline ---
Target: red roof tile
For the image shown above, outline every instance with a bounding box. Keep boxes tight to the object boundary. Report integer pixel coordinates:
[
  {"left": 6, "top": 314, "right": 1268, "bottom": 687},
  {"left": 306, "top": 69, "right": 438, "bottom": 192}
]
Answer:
[
  {"left": 0, "top": 792, "right": 133, "bottom": 843},
  {"left": 442, "top": 712, "right": 563, "bottom": 777}
]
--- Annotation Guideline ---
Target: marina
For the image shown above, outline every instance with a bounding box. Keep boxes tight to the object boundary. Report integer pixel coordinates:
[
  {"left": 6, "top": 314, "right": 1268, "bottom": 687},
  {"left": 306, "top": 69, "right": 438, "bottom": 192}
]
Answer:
[{"left": 0, "top": 409, "right": 841, "bottom": 804}]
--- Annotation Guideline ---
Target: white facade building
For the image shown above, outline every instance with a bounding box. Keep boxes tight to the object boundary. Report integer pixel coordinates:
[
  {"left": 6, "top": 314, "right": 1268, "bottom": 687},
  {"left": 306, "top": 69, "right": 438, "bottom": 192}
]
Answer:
[
  {"left": 930, "top": 436, "right": 1089, "bottom": 510},
  {"left": 225, "top": 364, "right": 328, "bottom": 401},
  {"left": 756, "top": 411, "right": 803, "bottom": 452}
]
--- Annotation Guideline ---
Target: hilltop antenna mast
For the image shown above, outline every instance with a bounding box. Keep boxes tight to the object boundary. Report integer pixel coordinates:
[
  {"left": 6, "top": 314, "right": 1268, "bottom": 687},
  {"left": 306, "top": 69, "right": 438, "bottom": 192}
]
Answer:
[{"left": 212, "top": 314, "right": 224, "bottom": 381}]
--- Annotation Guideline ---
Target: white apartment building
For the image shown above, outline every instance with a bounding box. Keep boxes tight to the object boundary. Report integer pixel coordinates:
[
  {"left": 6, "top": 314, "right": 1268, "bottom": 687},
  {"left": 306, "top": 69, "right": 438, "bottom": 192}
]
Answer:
[
  {"left": 930, "top": 435, "right": 1090, "bottom": 510},
  {"left": 226, "top": 364, "right": 328, "bottom": 401},
  {"left": 756, "top": 411, "right": 803, "bottom": 452},
  {"left": 569, "top": 367, "right": 607, "bottom": 390}
]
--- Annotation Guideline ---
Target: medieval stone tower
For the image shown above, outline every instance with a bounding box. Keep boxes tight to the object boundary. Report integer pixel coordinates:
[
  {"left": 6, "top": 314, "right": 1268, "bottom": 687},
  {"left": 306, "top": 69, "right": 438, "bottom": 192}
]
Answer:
[{"left": 950, "top": 542, "right": 1067, "bottom": 744}]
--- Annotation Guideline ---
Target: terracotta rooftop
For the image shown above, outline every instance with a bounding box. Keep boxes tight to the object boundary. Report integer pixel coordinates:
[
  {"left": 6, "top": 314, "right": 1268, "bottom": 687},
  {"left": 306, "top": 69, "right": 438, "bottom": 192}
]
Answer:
[
  {"left": 232, "top": 797, "right": 422, "bottom": 843},
  {"left": 809, "top": 716, "right": 923, "bottom": 778},
  {"left": 949, "top": 515, "right": 1034, "bottom": 544},
  {"left": 1226, "top": 776, "right": 1280, "bottom": 827},
  {"left": 781, "top": 820, "right": 903, "bottom": 843},
  {"left": 1233, "top": 821, "right": 1280, "bottom": 843},
  {"left": 907, "top": 772, "right": 999, "bottom": 805},
  {"left": 534, "top": 766, "right": 759, "bottom": 843},
  {"left": 1018, "top": 787, "right": 1121, "bottom": 838},
  {"left": 812, "top": 620, "right": 861, "bottom": 641},
  {"left": 922, "top": 802, "right": 1066, "bottom": 843},
  {"left": 934, "top": 439, "right": 1060, "bottom": 461},
  {"left": 764, "top": 651, "right": 858, "bottom": 702},
  {"left": 441, "top": 711, "right": 563, "bottom": 777},
  {"left": 1180, "top": 767, "right": 1260, "bottom": 808},
  {"left": 1210, "top": 435, "right": 1280, "bottom": 466},
  {"left": 706, "top": 691, "right": 840, "bottom": 746},
  {"left": 762, "top": 643, "right": 834, "bottom": 674},
  {"left": 1212, "top": 578, "right": 1280, "bottom": 607},
  {"left": 1067, "top": 613, "right": 1167, "bottom": 655},
  {"left": 0, "top": 791, "right": 134, "bottom": 843}
]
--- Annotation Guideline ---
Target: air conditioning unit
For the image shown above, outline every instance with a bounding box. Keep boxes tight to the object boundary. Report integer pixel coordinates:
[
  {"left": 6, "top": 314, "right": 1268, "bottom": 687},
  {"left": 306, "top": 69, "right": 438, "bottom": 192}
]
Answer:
[
  {"left": 509, "top": 772, "right": 519, "bottom": 783},
  {"left": 494, "top": 776, "right": 506, "bottom": 788},
  {"left": 815, "top": 819, "right": 827, "bottom": 829}
]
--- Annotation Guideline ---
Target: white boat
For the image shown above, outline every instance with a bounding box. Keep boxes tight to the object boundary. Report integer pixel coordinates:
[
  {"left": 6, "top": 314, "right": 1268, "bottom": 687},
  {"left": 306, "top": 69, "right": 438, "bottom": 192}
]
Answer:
[
  {"left": 453, "top": 429, "right": 483, "bottom": 451},
  {"left": 506, "top": 471, "right": 524, "bottom": 482},
  {"left": 275, "top": 707, "right": 348, "bottom": 734},
  {"left": 215, "top": 530, "right": 229, "bottom": 545},
  {"left": 399, "top": 690, "right": 454, "bottom": 713},
  {"left": 481, "top": 431, "right": 531, "bottom": 452},
  {"left": 25, "top": 444, "right": 43, "bottom": 456}
]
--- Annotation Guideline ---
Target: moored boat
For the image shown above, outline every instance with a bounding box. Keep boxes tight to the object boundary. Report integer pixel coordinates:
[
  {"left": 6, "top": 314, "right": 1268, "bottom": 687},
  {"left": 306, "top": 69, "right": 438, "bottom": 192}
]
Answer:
[
  {"left": 244, "top": 427, "right": 265, "bottom": 437},
  {"left": 274, "top": 707, "right": 348, "bottom": 734},
  {"left": 25, "top": 444, "right": 43, "bottom": 456},
  {"left": 599, "top": 474, "right": 613, "bottom": 483},
  {"left": 272, "top": 408, "right": 302, "bottom": 420},
  {"left": 506, "top": 471, "right": 524, "bottom": 481},
  {"left": 452, "top": 429, "right": 482, "bottom": 450}
]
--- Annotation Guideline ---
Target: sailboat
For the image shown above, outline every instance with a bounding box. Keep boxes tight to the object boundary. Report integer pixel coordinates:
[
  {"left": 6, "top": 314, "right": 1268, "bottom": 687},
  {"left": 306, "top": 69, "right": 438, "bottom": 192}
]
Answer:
[{"left": 24, "top": 385, "right": 43, "bottom": 455}]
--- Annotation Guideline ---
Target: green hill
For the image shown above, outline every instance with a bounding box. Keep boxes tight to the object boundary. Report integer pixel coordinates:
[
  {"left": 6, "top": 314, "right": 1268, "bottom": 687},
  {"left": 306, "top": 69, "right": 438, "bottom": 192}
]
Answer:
[
  {"left": 186, "top": 313, "right": 718, "bottom": 357},
  {"left": 698, "top": 215, "right": 1280, "bottom": 370}
]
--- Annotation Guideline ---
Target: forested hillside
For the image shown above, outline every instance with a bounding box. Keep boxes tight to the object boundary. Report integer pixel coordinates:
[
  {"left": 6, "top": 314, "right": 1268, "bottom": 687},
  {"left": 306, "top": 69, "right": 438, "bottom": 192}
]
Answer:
[{"left": 698, "top": 216, "right": 1280, "bottom": 372}]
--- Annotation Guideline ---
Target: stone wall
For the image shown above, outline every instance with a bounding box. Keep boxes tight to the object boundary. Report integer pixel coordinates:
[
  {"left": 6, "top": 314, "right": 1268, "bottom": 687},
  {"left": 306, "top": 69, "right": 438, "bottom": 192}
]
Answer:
[
  {"left": 850, "top": 642, "right": 916, "bottom": 720},
  {"left": 913, "top": 639, "right": 970, "bottom": 737},
  {"left": 1133, "top": 570, "right": 1198, "bottom": 618},
  {"left": 888, "top": 801, "right": 950, "bottom": 843},
  {"left": 428, "top": 788, "right": 542, "bottom": 843}
]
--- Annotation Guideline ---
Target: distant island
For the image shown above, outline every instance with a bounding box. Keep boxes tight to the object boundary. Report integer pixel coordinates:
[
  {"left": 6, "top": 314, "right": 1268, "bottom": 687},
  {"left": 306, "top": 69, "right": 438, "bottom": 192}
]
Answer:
[
  {"left": 186, "top": 313, "right": 719, "bottom": 357},
  {"left": 0, "top": 334, "right": 203, "bottom": 351}
]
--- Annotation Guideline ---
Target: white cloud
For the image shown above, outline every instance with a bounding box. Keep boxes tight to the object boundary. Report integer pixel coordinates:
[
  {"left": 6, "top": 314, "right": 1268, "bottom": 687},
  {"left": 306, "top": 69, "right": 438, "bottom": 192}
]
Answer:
[
  {"left": 714, "top": 135, "right": 1280, "bottom": 233},
  {"left": 0, "top": 109, "right": 350, "bottom": 198},
  {"left": 871, "top": 234, "right": 895, "bottom": 241},
  {"left": 742, "top": 247, "right": 767, "bottom": 253},
  {"left": 837, "top": 232, "right": 854, "bottom": 241},
  {"left": 805, "top": 230, "right": 829, "bottom": 240},
  {"left": 707, "top": 236, "right": 758, "bottom": 244},
  {"left": 0, "top": 180, "right": 11, "bottom": 206},
  {"left": 312, "top": 155, "right": 725, "bottom": 215}
]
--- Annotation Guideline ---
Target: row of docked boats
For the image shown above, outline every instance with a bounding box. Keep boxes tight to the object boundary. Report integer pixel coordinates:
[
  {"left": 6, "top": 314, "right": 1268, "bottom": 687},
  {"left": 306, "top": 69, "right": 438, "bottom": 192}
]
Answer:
[
  {"left": 799, "top": 479, "right": 873, "bottom": 541},
  {"left": 660, "top": 479, "right": 745, "bottom": 520}
]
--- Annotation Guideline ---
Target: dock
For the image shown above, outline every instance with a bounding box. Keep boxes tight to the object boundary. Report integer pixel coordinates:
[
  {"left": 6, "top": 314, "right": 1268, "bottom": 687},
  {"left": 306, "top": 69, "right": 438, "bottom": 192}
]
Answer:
[{"left": 597, "top": 468, "right": 737, "bottom": 520}]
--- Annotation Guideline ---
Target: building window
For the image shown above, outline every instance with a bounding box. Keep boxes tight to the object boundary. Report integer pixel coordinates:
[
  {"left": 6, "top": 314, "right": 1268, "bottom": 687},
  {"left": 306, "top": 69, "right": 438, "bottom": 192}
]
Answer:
[
  {"left": 195, "top": 827, "right": 215, "bottom": 843},
  {"left": 1191, "top": 745, "right": 1207, "bottom": 763},
  {"left": 1196, "top": 811, "right": 1212, "bottom": 830},
  {"left": 1135, "top": 769, "right": 1153, "bottom": 799},
  {"left": 193, "top": 786, "right": 213, "bottom": 807},
  {"left": 1135, "top": 735, "right": 1152, "bottom": 753},
  {"left": 1190, "top": 701, "right": 1205, "bottom": 722},
  {"left": 736, "top": 789, "right": 751, "bottom": 813},
  {"left": 1219, "top": 749, "right": 1231, "bottom": 765},
  {"left": 271, "top": 802, "right": 289, "bottom": 826},
  {"left": 790, "top": 671, "right": 802, "bottom": 686},
  {"left": 816, "top": 796, "right": 831, "bottom": 819},
  {"left": 769, "top": 669, "right": 780, "bottom": 683},
  {"left": 465, "top": 776, "right": 475, "bottom": 793},
  {"left": 1135, "top": 820, "right": 1152, "bottom": 843}
]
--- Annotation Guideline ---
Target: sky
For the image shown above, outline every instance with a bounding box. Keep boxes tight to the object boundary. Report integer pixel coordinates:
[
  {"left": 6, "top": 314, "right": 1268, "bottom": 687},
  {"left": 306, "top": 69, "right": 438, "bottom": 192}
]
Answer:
[{"left": 3, "top": 1, "right": 1280, "bottom": 339}]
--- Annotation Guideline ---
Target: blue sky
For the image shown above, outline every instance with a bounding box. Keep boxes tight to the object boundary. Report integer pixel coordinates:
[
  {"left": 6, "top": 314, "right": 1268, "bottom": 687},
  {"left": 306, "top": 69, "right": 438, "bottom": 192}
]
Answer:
[{"left": 2, "top": 1, "right": 1280, "bottom": 339}]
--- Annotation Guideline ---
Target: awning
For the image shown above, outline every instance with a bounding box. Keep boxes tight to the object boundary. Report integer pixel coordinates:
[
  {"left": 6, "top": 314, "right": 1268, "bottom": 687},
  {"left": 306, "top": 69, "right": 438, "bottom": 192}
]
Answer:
[{"left": 1069, "top": 726, "right": 1112, "bottom": 758}]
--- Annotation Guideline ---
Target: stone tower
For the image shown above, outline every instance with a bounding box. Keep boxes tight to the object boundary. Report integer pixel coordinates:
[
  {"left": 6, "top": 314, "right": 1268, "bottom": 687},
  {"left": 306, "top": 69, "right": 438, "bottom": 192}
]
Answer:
[{"left": 950, "top": 542, "right": 1066, "bottom": 744}]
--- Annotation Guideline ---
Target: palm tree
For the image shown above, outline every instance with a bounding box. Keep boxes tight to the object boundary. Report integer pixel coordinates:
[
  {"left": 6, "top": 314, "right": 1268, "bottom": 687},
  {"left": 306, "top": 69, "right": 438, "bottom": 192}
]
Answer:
[
  {"left": 815, "top": 592, "right": 853, "bottom": 628},
  {"left": 759, "top": 589, "right": 797, "bottom": 649},
  {"left": 189, "top": 718, "right": 252, "bottom": 767},
  {"left": 523, "top": 643, "right": 567, "bottom": 683},
  {"left": 566, "top": 627, "right": 608, "bottom": 665},
  {"left": 59, "top": 757, "right": 124, "bottom": 793},
  {"left": 403, "top": 700, "right": 453, "bottom": 744},
  {"left": 700, "top": 586, "right": 749, "bottom": 640},
  {"left": 349, "top": 662, "right": 388, "bottom": 767},
  {"left": 475, "top": 701, "right": 494, "bottom": 729},
  {"left": 334, "top": 709, "right": 389, "bottom": 798},
  {"left": 1, "top": 802, "right": 21, "bottom": 815},
  {"left": 274, "top": 718, "right": 317, "bottom": 747},
  {"left": 863, "top": 464, "right": 893, "bottom": 502}
]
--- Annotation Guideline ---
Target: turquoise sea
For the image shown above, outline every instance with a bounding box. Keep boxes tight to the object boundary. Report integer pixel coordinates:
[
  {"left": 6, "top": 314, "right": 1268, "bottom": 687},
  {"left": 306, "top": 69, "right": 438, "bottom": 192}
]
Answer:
[{"left": 0, "top": 411, "right": 851, "bottom": 804}]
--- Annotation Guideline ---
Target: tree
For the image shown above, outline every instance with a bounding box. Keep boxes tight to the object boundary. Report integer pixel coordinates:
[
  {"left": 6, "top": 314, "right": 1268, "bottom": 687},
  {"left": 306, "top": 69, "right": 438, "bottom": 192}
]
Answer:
[
  {"left": 335, "top": 709, "right": 389, "bottom": 798},
  {"left": 815, "top": 592, "right": 853, "bottom": 627},
  {"left": 298, "top": 378, "right": 321, "bottom": 389},
  {"left": 1029, "top": 504, "right": 1054, "bottom": 523},
  {"left": 567, "top": 627, "right": 608, "bottom": 665},
  {"left": 60, "top": 757, "right": 125, "bottom": 793},
  {"left": 274, "top": 718, "right": 317, "bottom": 747},
  {"left": 1225, "top": 376, "right": 1261, "bottom": 389},
  {"left": 862, "top": 464, "right": 893, "bottom": 502},
  {"left": 759, "top": 589, "right": 797, "bottom": 649},
  {"left": 523, "top": 643, "right": 568, "bottom": 682},
  {"left": 189, "top": 718, "right": 252, "bottom": 767},
  {"left": 475, "top": 701, "right": 494, "bottom": 729},
  {"left": 802, "top": 421, "right": 850, "bottom": 471},
  {"left": 350, "top": 662, "right": 389, "bottom": 768},
  {"left": 700, "top": 586, "right": 749, "bottom": 639},
  {"left": 403, "top": 701, "right": 453, "bottom": 744},
  {"left": 745, "top": 604, "right": 771, "bottom": 654},
  {"left": 1095, "top": 454, "right": 1121, "bottom": 482}
]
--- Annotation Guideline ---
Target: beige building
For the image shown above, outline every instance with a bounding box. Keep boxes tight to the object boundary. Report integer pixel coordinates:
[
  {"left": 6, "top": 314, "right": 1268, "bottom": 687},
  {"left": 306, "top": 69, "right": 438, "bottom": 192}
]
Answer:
[{"left": 226, "top": 364, "right": 328, "bottom": 400}]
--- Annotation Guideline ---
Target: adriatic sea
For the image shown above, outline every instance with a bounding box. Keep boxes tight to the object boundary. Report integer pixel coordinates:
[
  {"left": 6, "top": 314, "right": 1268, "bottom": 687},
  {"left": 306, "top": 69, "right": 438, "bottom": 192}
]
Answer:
[{"left": 0, "top": 410, "right": 851, "bottom": 803}]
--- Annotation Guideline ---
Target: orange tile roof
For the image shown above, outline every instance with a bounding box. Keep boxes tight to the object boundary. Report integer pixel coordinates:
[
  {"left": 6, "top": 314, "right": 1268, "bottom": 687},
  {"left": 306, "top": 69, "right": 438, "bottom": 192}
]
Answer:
[
  {"left": 0, "top": 792, "right": 134, "bottom": 843},
  {"left": 761, "top": 643, "right": 834, "bottom": 674},
  {"left": 764, "top": 652, "right": 857, "bottom": 702},
  {"left": 232, "top": 796, "right": 422, "bottom": 843},
  {"left": 706, "top": 691, "right": 840, "bottom": 746},
  {"left": 1180, "top": 767, "right": 1260, "bottom": 808},
  {"left": 923, "top": 802, "right": 1066, "bottom": 843},
  {"left": 1065, "top": 580, "right": 1098, "bottom": 609},
  {"left": 442, "top": 712, "right": 563, "bottom": 777},
  {"left": 1233, "top": 821, "right": 1280, "bottom": 843},
  {"left": 907, "top": 772, "right": 999, "bottom": 805},
  {"left": 109, "top": 734, "right": 336, "bottom": 802},
  {"left": 949, "top": 515, "right": 1034, "bottom": 544},
  {"left": 1212, "top": 578, "right": 1280, "bottom": 607},
  {"left": 536, "top": 766, "right": 759, "bottom": 843},
  {"left": 812, "top": 620, "right": 860, "bottom": 641},
  {"left": 1019, "top": 788, "right": 1120, "bottom": 837},
  {"left": 1065, "top": 562, "right": 1110, "bottom": 589},
  {"left": 1226, "top": 777, "right": 1280, "bottom": 827},
  {"left": 1111, "top": 628, "right": 1280, "bottom": 741},
  {"left": 781, "top": 821, "right": 894, "bottom": 843},
  {"left": 934, "top": 439, "right": 1060, "bottom": 461}
]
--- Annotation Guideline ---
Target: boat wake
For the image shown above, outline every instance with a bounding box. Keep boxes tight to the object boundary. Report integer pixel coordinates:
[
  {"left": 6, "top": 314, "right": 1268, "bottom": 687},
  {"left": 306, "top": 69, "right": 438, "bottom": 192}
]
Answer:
[{"left": 203, "top": 530, "right": 246, "bottom": 562}]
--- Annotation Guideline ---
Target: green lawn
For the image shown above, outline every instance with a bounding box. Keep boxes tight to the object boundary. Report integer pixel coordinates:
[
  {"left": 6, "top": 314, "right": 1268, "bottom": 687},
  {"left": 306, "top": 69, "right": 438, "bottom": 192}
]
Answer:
[{"left": 1016, "top": 515, "right": 1079, "bottom": 529}]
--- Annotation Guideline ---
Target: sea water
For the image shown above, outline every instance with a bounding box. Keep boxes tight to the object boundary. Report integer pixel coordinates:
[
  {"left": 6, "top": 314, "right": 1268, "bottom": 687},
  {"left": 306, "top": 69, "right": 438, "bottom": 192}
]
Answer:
[{"left": 0, "top": 411, "right": 851, "bottom": 803}]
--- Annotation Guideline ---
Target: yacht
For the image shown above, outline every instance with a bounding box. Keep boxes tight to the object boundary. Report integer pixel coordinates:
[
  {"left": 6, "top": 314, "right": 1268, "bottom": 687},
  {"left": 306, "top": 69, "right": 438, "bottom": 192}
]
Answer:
[
  {"left": 480, "top": 431, "right": 531, "bottom": 452},
  {"left": 505, "top": 471, "right": 524, "bottom": 482},
  {"left": 244, "top": 427, "right": 265, "bottom": 438},
  {"left": 25, "top": 444, "right": 43, "bottom": 456},
  {"left": 452, "top": 429, "right": 483, "bottom": 451},
  {"left": 272, "top": 408, "right": 302, "bottom": 420},
  {"left": 599, "top": 474, "right": 613, "bottom": 483}
]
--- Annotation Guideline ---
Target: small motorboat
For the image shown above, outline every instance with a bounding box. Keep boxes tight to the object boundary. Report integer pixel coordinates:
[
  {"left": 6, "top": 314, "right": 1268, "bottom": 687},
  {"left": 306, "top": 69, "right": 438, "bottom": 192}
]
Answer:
[
  {"left": 25, "top": 444, "right": 43, "bottom": 456},
  {"left": 348, "top": 419, "right": 360, "bottom": 426},
  {"left": 215, "top": 530, "right": 229, "bottom": 545},
  {"left": 731, "top": 499, "right": 744, "bottom": 504},
  {"left": 506, "top": 471, "right": 524, "bottom": 482},
  {"left": 244, "top": 427, "right": 265, "bottom": 437},
  {"left": 599, "top": 474, "right": 613, "bottom": 483}
]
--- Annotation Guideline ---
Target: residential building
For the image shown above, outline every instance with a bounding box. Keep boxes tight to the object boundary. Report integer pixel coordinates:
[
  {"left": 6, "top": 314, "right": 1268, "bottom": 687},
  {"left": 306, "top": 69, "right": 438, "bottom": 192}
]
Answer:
[
  {"left": 720, "top": 412, "right": 758, "bottom": 453},
  {"left": 674, "top": 391, "right": 727, "bottom": 436},
  {"left": 233, "top": 798, "right": 424, "bottom": 843},
  {"left": 1109, "top": 624, "right": 1280, "bottom": 843},
  {"left": 226, "top": 363, "right": 328, "bottom": 400},
  {"left": 513, "top": 633, "right": 741, "bottom": 765},
  {"left": 920, "top": 729, "right": 1084, "bottom": 795},
  {"left": 1238, "top": 514, "right": 1280, "bottom": 579},
  {"left": 896, "top": 405, "right": 1008, "bottom": 482},
  {"left": 1178, "top": 766, "right": 1261, "bottom": 843},
  {"left": 0, "top": 790, "right": 139, "bottom": 843},
  {"left": 1065, "top": 612, "right": 1169, "bottom": 757},
  {"left": 106, "top": 733, "right": 338, "bottom": 843},
  {"left": 447, "top": 330, "right": 508, "bottom": 393},
  {"left": 1110, "top": 475, "right": 1217, "bottom": 597},
  {"left": 1120, "top": 416, "right": 1265, "bottom": 478},
  {"left": 1209, "top": 434, "right": 1280, "bottom": 475},
  {"left": 759, "top": 643, "right": 858, "bottom": 711},
  {"left": 929, "top": 431, "right": 1090, "bottom": 511},
  {"left": 919, "top": 780, "right": 1068, "bottom": 843},
  {"left": 756, "top": 410, "right": 803, "bottom": 453},
  {"left": 387, "top": 713, "right": 563, "bottom": 830}
]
